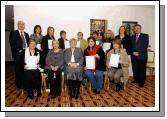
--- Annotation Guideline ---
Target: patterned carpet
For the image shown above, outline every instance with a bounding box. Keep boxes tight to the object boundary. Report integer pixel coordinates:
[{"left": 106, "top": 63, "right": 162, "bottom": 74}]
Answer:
[{"left": 5, "top": 62, "right": 155, "bottom": 107}]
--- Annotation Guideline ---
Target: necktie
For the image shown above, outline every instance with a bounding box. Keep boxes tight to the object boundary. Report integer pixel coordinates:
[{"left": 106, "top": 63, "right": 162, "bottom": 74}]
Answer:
[
  {"left": 136, "top": 34, "right": 139, "bottom": 43},
  {"left": 20, "top": 31, "right": 26, "bottom": 49}
]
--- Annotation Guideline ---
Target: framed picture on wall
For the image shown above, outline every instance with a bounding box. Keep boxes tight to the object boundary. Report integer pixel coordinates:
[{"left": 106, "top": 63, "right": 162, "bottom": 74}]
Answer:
[
  {"left": 122, "top": 21, "right": 138, "bottom": 36},
  {"left": 90, "top": 19, "right": 107, "bottom": 39}
]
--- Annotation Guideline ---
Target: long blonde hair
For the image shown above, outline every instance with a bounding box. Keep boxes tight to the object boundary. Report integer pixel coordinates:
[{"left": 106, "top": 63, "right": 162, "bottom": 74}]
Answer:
[{"left": 104, "top": 29, "right": 115, "bottom": 39}]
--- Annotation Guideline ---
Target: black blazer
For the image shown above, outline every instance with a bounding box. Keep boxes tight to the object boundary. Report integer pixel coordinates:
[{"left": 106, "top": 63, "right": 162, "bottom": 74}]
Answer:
[
  {"left": 58, "top": 37, "right": 68, "bottom": 50},
  {"left": 9, "top": 30, "right": 29, "bottom": 58},
  {"left": 131, "top": 33, "right": 149, "bottom": 60},
  {"left": 115, "top": 35, "right": 132, "bottom": 55},
  {"left": 83, "top": 46, "right": 105, "bottom": 71},
  {"left": 41, "top": 35, "right": 54, "bottom": 53}
]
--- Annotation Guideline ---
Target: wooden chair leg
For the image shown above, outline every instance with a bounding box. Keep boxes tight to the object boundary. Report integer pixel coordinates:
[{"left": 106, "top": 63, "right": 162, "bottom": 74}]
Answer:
[
  {"left": 61, "top": 72, "right": 65, "bottom": 95},
  {"left": 42, "top": 73, "right": 47, "bottom": 97},
  {"left": 21, "top": 89, "right": 24, "bottom": 97},
  {"left": 80, "top": 84, "right": 84, "bottom": 92},
  {"left": 88, "top": 82, "right": 92, "bottom": 92}
]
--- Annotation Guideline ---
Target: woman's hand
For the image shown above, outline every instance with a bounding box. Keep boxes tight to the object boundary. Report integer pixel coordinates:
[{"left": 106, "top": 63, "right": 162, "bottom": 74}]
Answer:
[{"left": 95, "top": 54, "right": 100, "bottom": 60}]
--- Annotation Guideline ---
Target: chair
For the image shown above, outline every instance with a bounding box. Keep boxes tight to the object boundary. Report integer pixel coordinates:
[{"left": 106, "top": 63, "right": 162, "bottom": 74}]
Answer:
[{"left": 147, "top": 48, "right": 155, "bottom": 80}]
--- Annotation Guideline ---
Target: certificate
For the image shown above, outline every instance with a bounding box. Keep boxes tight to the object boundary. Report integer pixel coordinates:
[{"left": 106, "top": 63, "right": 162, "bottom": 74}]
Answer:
[
  {"left": 102, "top": 43, "right": 111, "bottom": 52},
  {"left": 36, "top": 44, "right": 41, "bottom": 50},
  {"left": 86, "top": 56, "right": 95, "bottom": 69},
  {"left": 65, "top": 41, "right": 70, "bottom": 49},
  {"left": 109, "top": 54, "right": 120, "bottom": 68},
  {"left": 48, "top": 39, "right": 52, "bottom": 49},
  {"left": 76, "top": 41, "right": 80, "bottom": 48}
]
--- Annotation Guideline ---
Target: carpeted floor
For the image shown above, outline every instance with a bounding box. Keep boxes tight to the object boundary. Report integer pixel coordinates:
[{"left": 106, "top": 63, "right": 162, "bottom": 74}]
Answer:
[{"left": 5, "top": 62, "right": 155, "bottom": 107}]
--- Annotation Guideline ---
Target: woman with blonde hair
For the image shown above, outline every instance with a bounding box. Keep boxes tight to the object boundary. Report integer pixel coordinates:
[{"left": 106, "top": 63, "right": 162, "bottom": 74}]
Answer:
[
  {"left": 102, "top": 29, "right": 115, "bottom": 53},
  {"left": 41, "top": 26, "right": 55, "bottom": 68}
]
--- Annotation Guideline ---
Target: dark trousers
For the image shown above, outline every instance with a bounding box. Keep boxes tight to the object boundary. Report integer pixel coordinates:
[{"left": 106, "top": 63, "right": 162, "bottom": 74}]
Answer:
[
  {"left": 14, "top": 51, "right": 25, "bottom": 89},
  {"left": 25, "top": 69, "right": 41, "bottom": 96},
  {"left": 131, "top": 56, "right": 147, "bottom": 86},
  {"left": 46, "top": 69, "right": 62, "bottom": 96}
]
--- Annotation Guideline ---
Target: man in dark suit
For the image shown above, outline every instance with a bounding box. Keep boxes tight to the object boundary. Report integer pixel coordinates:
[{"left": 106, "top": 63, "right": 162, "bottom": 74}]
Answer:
[
  {"left": 131, "top": 24, "right": 149, "bottom": 87},
  {"left": 9, "top": 21, "right": 29, "bottom": 89}
]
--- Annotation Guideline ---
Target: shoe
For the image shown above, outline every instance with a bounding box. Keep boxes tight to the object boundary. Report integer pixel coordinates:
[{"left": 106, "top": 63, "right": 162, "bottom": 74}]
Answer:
[
  {"left": 92, "top": 89, "right": 96, "bottom": 93},
  {"left": 139, "top": 84, "right": 144, "bottom": 87},
  {"left": 96, "top": 90, "right": 100, "bottom": 94},
  {"left": 115, "top": 83, "right": 121, "bottom": 92},
  {"left": 132, "top": 80, "right": 138, "bottom": 83}
]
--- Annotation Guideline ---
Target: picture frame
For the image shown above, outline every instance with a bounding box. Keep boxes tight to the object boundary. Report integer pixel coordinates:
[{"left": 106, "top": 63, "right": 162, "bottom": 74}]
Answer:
[
  {"left": 122, "top": 21, "right": 138, "bottom": 36},
  {"left": 90, "top": 19, "right": 107, "bottom": 39}
]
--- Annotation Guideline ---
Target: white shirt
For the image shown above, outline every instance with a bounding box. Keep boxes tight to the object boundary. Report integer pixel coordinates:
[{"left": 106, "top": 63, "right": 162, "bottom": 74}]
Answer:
[
  {"left": 71, "top": 48, "right": 75, "bottom": 63},
  {"left": 24, "top": 47, "right": 40, "bottom": 70}
]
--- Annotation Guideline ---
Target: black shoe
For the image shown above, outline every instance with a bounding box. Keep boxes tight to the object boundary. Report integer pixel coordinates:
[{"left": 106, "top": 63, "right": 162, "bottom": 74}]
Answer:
[
  {"left": 92, "top": 89, "right": 96, "bottom": 93},
  {"left": 115, "top": 83, "right": 121, "bottom": 92},
  {"left": 132, "top": 80, "right": 138, "bottom": 83},
  {"left": 139, "top": 84, "right": 144, "bottom": 87},
  {"left": 96, "top": 90, "right": 100, "bottom": 94},
  {"left": 28, "top": 94, "right": 34, "bottom": 99}
]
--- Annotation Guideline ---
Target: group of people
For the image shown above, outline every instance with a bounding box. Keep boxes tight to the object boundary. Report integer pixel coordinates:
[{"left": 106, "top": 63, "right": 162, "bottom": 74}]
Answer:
[{"left": 9, "top": 20, "right": 149, "bottom": 99}]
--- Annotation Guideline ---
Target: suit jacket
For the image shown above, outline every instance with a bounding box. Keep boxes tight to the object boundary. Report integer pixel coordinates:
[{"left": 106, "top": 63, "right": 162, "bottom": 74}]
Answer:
[
  {"left": 106, "top": 48, "right": 129, "bottom": 80},
  {"left": 131, "top": 33, "right": 149, "bottom": 60},
  {"left": 115, "top": 35, "right": 132, "bottom": 55},
  {"left": 9, "top": 30, "right": 29, "bottom": 58},
  {"left": 64, "top": 47, "right": 83, "bottom": 73}
]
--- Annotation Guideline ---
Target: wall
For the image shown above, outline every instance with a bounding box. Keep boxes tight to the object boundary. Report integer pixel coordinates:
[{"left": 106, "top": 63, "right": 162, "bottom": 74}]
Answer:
[{"left": 6, "top": 5, "right": 155, "bottom": 61}]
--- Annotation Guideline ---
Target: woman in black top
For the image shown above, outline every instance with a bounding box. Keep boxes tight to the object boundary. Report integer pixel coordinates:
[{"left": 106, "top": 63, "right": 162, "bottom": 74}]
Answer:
[
  {"left": 115, "top": 25, "right": 132, "bottom": 55},
  {"left": 58, "top": 30, "right": 68, "bottom": 50},
  {"left": 41, "top": 26, "right": 55, "bottom": 68}
]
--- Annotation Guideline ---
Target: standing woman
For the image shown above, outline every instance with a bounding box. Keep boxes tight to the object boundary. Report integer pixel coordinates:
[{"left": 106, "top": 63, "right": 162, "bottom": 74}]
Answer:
[
  {"left": 41, "top": 26, "right": 55, "bottom": 68},
  {"left": 115, "top": 26, "right": 132, "bottom": 55},
  {"left": 24, "top": 39, "right": 41, "bottom": 99},
  {"left": 106, "top": 38, "right": 129, "bottom": 92},
  {"left": 102, "top": 29, "right": 115, "bottom": 53},
  {"left": 64, "top": 38, "right": 83, "bottom": 99},
  {"left": 30, "top": 25, "right": 43, "bottom": 50},
  {"left": 45, "top": 40, "right": 64, "bottom": 98},
  {"left": 58, "top": 30, "right": 68, "bottom": 50},
  {"left": 84, "top": 37, "right": 105, "bottom": 94}
]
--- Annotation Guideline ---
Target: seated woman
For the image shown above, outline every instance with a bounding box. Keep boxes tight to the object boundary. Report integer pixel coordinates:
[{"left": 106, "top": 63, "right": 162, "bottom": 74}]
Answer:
[
  {"left": 106, "top": 38, "right": 129, "bottom": 92},
  {"left": 84, "top": 36, "right": 105, "bottom": 94},
  {"left": 45, "top": 40, "right": 64, "bottom": 98},
  {"left": 64, "top": 38, "right": 83, "bottom": 99},
  {"left": 24, "top": 39, "right": 41, "bottom": 99}
]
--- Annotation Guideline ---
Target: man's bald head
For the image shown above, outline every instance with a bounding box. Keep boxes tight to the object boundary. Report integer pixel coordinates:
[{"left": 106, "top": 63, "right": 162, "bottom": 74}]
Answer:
[{"left": 17, "top": 20, "right": 25, "bottom": 31}]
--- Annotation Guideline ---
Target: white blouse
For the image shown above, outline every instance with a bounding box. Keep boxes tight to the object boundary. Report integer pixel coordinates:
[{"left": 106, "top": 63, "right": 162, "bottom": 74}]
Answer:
[{"left": 24, "top": 47, "right": 40, "bottom": 70}]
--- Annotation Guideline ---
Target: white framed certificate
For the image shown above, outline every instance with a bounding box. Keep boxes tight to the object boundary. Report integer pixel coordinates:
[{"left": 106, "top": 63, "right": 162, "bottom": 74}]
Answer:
[
  {"left": 36, "top": 44, "right": 41, "bottom": 50},
  {"left": 109, "top": 54, "right": 120, "bottom": 68},
  {"left": 86, "top": 56, "right": 95, "bottom": 69},
  {"left": 65, "top": 41, "right": 70, "bottom": 49},
  {"left": 102, "top": 43, "right": 111, "bottom": 52},
  {"left": 48, "top": 39, "right": 52, "bottom": 49}
]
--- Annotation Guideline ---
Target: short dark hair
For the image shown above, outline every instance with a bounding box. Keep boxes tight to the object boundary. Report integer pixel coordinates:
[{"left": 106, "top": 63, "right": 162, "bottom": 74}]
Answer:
[
  {"left": 87, "top": 36, "right": 96, "bottom": 43},
  {"left": 92, "top": 31, "right": 98, "bottom": 36},
  {"left": 78, "top": 32, "right": 83, "bottom": 36},
  {"left": 33, "top": 25, "right": 42, "bottom": 34},
  {"left": 60, "top": 30, "right": 66, "bottom": 36},
  {"left": 134, "top": 24, "right": 142, "bottom": 28}
]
